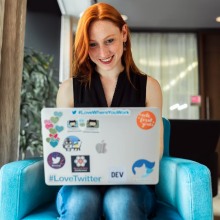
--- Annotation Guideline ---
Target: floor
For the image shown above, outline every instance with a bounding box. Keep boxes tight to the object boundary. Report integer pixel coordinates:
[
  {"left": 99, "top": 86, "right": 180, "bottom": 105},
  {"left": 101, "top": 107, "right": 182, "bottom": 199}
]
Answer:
[{"left": 213, "top": 178, "right": 220, "bottom": 220}]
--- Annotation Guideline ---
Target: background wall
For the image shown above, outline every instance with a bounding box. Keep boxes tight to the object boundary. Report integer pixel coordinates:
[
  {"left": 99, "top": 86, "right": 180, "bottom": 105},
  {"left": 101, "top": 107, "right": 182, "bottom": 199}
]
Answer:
[
  {"left": 24, "top": 10, "right": 61, "bottom": 80},
  {"left": 199, "top": 31, "right": 220, "bottom": 175}
]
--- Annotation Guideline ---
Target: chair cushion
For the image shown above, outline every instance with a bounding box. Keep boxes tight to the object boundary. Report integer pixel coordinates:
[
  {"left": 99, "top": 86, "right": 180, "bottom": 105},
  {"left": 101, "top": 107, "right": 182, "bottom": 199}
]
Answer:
[
  {"left": 154, "top": 200, "right": 183, "bottom": 220},
  {"left": 22, "top": 202, "right": 59, "bottom": 220},
  {"left": 21, "top": 200, "right": 183, "bottom": 220}
]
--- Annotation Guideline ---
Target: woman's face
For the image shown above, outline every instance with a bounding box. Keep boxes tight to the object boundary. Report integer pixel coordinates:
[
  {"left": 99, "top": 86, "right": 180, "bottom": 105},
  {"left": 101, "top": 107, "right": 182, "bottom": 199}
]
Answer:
[{"left": 88, "top": 19, "right": 127, "bottom": 73}]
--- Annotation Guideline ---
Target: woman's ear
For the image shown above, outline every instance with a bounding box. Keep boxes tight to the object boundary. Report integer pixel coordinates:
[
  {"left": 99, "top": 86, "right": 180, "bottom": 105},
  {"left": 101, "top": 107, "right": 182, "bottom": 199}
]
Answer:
[{"left": 122, "top": 24, "right": 128, "bottom": 42}]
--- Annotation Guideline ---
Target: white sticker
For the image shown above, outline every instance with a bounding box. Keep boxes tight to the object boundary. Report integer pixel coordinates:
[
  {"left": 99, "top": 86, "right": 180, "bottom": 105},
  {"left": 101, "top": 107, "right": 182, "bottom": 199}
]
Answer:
[{"left": 108, "top": 167, "right": 127, "bottom": 183}]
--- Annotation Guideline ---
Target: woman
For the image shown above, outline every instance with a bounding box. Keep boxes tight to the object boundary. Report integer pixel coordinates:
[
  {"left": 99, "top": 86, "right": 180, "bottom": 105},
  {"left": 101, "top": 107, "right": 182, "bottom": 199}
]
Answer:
[{"left": 56, "top": 3, "right": 163, "bottom": 220}]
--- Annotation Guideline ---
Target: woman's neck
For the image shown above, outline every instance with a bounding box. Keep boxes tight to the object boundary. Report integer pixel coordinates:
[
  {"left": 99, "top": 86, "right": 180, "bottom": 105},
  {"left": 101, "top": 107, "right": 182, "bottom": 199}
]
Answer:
[{"left": 95, "top": 62, "right": 124, "bottom": 80}]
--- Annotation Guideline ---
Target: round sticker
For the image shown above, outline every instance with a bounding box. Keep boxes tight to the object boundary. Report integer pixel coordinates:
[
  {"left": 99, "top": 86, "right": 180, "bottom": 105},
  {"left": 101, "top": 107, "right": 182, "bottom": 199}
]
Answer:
[
  {"left": 63, "top": 136, "right": 82, "bottom": 151},
  {"left": 136, "top": 111, "right": 156, "bottom": 130},
  {"left": 47, "top": 152, "right": 65, "bottom": 169}
]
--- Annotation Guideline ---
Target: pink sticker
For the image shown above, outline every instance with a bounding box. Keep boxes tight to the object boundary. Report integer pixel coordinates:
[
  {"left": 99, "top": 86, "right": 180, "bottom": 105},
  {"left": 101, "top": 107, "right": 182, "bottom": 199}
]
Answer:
[
  {"left": 44, "top": 120, "right": 51, "bottom": 124},
  {"left": 45, "top": 124, "right": 53, "bottom": 129},
  {"left": 49, "top": 133, "right": 58, "bottom": 138}
]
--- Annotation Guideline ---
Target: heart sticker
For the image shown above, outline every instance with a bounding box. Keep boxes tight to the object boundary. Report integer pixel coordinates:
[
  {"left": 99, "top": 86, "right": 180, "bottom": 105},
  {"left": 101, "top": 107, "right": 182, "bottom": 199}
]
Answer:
[
  {"left": 45, "top": 124, "right": 53, "bottom": 130},
  {"left": 49, "top": 128, "right": 57, "bottom": 135},
  {"left": 54, "top": 112, "right": 63, "bottom": 118},
  {"left": 44, "top": 120, "right": 51, "bottom": 124},
  {"left": 50, "top": 139, "right": 59, "bottom": 148},
  {"left": 55, "top": 125, "right": 64, "bottom": 133},
  {"left": 50, "top": 117, "right": 59, "bottom": 124}
]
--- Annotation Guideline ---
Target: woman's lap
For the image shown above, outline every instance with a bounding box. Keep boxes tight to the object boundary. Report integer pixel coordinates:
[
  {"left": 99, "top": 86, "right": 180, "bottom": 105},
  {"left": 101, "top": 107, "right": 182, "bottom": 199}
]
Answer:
[{"left": 56, "top": 185, "right": 156, "bottom": 220}]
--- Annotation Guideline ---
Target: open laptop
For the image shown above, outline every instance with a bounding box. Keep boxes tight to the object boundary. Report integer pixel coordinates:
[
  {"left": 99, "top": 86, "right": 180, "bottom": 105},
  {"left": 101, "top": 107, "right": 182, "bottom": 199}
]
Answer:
[{"left": 41, "top": 107, "right": 160, "bottom": 185}]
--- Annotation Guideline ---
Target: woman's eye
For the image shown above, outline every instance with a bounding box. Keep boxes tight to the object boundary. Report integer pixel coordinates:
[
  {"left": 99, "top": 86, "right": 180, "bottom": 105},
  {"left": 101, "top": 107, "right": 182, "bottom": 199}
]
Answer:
[
  {"left": 106, "top": 39, "right": 114, "bottom": 44},
  {"left": 89, "top": 43, "right": 96, "bottom": 47}
]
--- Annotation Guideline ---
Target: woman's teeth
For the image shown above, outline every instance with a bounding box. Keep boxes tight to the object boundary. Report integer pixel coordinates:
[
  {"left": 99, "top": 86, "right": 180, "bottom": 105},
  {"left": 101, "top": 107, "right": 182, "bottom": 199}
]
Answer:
[{"left": 101, "top": 56, "right": 113, "bottom": 62}]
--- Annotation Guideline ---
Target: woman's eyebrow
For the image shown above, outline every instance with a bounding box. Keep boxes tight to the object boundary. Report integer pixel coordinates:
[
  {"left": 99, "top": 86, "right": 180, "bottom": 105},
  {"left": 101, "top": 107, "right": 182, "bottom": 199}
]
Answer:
[
  {"left": 89, "top": 34, "right": 115, "bottom": 41},
  {"left": 103, "top": 34, "right": 115, "bottom": 40}
]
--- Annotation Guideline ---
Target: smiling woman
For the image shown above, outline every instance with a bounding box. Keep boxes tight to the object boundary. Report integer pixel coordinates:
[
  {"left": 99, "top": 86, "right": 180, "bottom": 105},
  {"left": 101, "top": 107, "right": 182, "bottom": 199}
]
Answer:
[
  {"left": 71, "top": 2, "right": 143, "bottom": 88},
  {"left": 56, "top": 2, "right": 162, "bottom": 220}
]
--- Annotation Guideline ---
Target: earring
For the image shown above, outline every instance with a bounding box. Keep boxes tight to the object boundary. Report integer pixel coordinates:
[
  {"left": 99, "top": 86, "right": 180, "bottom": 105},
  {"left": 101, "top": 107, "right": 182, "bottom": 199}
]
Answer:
[{"left": 123, "top": 42, "right": 126, "bottom": 51}]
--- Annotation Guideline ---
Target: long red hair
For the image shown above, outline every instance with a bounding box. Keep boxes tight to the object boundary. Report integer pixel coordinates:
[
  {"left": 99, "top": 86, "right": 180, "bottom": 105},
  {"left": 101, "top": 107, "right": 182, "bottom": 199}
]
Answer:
[{"left": 72, "top": 3, "right": 142, "bottom": 87}]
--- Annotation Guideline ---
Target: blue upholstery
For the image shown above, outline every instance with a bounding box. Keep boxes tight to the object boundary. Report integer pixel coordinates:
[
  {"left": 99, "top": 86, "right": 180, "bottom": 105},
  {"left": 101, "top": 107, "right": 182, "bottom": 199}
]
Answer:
[{"left": 0, "top": 117, "right": 213, "bottom": 220}]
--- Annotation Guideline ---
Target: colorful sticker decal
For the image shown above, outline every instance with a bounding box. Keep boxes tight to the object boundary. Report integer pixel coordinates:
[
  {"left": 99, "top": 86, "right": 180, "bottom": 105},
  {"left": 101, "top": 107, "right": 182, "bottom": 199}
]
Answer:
[
  {"left": 63, "top": 136, "right": 82, "bottom": 151},
  {"left": 67, "top": 120, "right": 81, "bottom": 132},
  {"left": 95, "top": 140, "right": 107, "bottom": 153},
  {"left": 83, "top": 119, "right": 100, "bottom": 133},
  {"left": 132, "top": 159, "right": 155, "bottom": 178},
  {"left": 71, "top": 155, "right": 90, "bottom": 172},
  {"left": 47, "top": 152, "right": 65, "bottom": 169},
  {"left": 44, "top": 111, "right": 64, "bottom": 147},
  {"left": 137, "top": 111, "right": 156, "bottom": 130}
]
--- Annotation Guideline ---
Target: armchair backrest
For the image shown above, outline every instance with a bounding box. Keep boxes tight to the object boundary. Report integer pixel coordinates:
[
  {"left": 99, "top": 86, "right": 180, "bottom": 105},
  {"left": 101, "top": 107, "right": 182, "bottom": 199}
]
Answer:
[{"left": 162, "top": 117, "right": 170, "bottom": 157}]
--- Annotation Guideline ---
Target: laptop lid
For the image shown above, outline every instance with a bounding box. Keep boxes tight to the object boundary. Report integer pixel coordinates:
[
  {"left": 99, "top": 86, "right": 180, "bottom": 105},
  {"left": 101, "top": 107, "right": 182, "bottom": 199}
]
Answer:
[{"left": 41, "top": 107, "right": 160, "bottom": 185}]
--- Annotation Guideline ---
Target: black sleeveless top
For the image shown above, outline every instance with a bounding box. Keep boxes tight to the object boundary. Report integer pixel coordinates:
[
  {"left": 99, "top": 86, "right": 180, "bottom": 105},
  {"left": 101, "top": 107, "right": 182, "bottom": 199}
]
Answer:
[{"left": 72, "top": 68, "right": 156, "bottom": 193}]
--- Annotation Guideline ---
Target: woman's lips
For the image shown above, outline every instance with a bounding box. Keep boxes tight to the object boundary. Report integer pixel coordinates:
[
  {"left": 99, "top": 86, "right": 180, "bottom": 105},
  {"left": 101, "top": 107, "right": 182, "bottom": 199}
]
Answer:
[{"left": 99, "top": 55, "right": 114, "bottom": 64}]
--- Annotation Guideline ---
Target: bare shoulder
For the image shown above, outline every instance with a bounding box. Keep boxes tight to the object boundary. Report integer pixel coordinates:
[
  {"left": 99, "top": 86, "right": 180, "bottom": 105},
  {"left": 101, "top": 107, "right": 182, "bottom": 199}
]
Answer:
[
  {"left": 146, "top": 75, "right": 162, "bottom": 108},
  {"left": 56, "top": 78, "right": 74, "bottom": 107}
]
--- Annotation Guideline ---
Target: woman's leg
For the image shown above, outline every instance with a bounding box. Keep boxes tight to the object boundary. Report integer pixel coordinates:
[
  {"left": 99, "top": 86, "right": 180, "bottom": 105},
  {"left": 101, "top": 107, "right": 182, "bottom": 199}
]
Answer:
[
  {"left": 103, "top": 185, "right": 156, "bottom": 220},
  {"left": 56, "top": 185, "right": 103, "bottom": 220}
]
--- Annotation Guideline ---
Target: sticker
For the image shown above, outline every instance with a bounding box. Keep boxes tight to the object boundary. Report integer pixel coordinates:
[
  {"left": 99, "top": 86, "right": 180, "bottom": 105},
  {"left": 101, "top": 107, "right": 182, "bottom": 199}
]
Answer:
[
  {"left": 108, "top": 167, "right": 127, "bottom": 183},
  {"left": 44, "top": 120, "right": 51, "bottom": 124},
  {"left": 76, "top": 109, "right": 130, "bottom": 115},
  {"left": 71, "top": 156, "right": 90, "bottom": 172},
  {"left": 78, "top": 118, "right": 85, "bottom": 127},
  {"left": 63, "top": 136, "right": 82, "bottom": 151},
  {"left": 50, "top": 139, "right": 59, "bottom": 148},
  {"left": 54, "top": 111, "right": 63, "bottom": 118},
  {"left": 132, "top": 159, "right": 155, "bottom": 178},
  {"left": 45, "top": 124, "right": 53, "bottom": 129},
  {"left": 49, "top": 128, "right": 57, "bottom": 135},
  {"left": 83, "top": 119, "right": 100, "bottom": 133},
  {"left": 45, "top": 111, "right": 64, "bottom": 147},
  {"left": 50, "top": 116, "right": 59, "bottom": 124},
  {"left": 47, "top": 152, "right": 65, "bottom": 169},
  {"left": 137, "top": 111, "right": 156, "bottom": 130},
  {"left": 67, "top": 120, "right": 81, "bottom": 132},
  {"left": 72, "top": 110, "right": 77, "bottom": 115},
  {"left": 48, "top": 174, "right": 101, "bottom": 183},
  {"left": 95, "top": 140, "right": 107, "bottom": 153},
  {"left": 55, "top": 125, "right": 64, "bottom": 132}
]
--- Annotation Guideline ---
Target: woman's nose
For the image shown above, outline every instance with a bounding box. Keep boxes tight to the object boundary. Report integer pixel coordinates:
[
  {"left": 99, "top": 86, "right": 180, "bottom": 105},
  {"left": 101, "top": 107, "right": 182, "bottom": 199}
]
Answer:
[{"left": 99, "top": 45, "right": 109, "bottom": 58}]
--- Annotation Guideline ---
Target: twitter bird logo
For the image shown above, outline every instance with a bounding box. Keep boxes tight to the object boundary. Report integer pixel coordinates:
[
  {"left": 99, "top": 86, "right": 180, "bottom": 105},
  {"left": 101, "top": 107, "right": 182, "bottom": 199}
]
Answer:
[
  {"left": 72, "top": 111, "right": 77, "bottom": 115},
  {"left": 52, "top": 157, "right": 61, "bottom": 164}
]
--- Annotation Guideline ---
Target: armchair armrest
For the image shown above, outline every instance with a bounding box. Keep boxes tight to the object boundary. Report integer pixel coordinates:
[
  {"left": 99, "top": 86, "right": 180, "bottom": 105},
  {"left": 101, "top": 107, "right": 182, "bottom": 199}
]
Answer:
[
  {"left": 0, "top": 157, "right": 60, "bottom": 220},
  {"left": 155, "top": 156, "right": 213, "bottom": 220}
]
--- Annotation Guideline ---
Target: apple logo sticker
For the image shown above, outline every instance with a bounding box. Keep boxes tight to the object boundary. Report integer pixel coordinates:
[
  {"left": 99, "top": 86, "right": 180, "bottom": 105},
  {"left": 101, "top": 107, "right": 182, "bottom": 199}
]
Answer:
[{"left": 96, "top": 140, "right": 107, "bottom": 154}]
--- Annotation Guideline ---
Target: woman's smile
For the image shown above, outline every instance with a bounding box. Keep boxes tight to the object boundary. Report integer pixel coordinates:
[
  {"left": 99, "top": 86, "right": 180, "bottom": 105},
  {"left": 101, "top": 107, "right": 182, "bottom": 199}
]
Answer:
[{"left": 99, "top": 55, "right": 114, "bottom": 64}]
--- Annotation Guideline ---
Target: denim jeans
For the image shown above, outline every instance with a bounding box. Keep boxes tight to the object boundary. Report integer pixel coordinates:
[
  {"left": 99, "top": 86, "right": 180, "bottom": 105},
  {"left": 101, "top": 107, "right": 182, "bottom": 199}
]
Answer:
[{"left": 56, "top": 185, "right": 157, "bottom": 220}]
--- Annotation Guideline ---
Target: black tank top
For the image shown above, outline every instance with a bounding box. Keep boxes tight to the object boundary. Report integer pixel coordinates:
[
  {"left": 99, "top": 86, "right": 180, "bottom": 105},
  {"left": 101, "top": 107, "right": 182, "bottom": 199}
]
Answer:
[{"left": 72, "top": 68, "right": 156, "bottom": 193}]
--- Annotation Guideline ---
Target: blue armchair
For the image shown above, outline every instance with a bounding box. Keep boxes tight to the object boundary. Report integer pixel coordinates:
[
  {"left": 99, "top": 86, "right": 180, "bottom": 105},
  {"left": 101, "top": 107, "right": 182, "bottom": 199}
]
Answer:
[{"left": 0, "top": 118, "right": 213, "bottom": 220}]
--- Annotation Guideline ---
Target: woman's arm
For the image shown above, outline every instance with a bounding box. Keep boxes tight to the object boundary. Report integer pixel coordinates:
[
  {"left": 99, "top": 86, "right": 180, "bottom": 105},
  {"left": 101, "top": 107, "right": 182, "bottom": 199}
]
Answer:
[
  {"left": 56, "top": 78, "right": 74, "bottom": 108},
  {"left": 146, "top": 76, "right": 164, "bottom": 161}
]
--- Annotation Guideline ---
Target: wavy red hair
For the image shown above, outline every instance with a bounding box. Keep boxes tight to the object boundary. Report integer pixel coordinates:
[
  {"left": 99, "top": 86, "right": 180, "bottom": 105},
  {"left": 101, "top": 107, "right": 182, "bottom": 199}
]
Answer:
[{"left": 72, "top": 2, "right": 142, "bottom": 87}]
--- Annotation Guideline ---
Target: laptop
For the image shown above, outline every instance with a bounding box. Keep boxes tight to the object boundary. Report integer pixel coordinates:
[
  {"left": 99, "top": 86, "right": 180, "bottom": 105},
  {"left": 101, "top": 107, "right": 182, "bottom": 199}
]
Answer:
[{"left": 41, "top": 107, "right": 160, "bottom": 185}]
